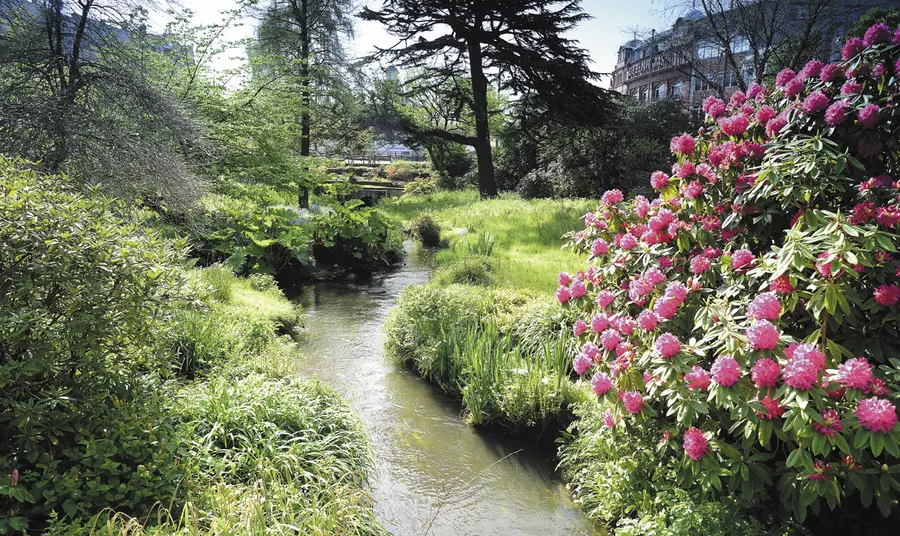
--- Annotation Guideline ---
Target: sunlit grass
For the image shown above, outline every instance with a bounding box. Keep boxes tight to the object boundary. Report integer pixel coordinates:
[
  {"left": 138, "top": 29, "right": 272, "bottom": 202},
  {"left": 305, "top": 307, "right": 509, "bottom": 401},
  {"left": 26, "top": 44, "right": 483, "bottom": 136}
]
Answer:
[{"left": 381, "top": 190, "right": 598, "bottom": 293}]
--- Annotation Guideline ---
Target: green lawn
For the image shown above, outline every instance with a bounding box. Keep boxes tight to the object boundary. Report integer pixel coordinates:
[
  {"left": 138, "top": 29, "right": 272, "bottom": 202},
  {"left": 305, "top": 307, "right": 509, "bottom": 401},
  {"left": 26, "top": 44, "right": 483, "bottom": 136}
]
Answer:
[{"left": 381, "top": 190, "right": 599, "bottom": 294}]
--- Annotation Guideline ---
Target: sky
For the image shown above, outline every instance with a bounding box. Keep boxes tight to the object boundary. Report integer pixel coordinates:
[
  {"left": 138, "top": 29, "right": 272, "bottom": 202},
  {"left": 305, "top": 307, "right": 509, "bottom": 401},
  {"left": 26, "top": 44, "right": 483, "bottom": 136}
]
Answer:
[{"left": 175, "top": 0, "right": 675, "bottom": 87}]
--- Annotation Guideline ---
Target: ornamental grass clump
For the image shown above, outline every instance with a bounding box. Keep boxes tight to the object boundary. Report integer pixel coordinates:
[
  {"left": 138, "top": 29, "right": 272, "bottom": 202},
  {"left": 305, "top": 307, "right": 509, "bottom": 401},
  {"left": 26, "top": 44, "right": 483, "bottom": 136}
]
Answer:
[{"left": 559, "top": 25, "right": 900, "bottom": 523}]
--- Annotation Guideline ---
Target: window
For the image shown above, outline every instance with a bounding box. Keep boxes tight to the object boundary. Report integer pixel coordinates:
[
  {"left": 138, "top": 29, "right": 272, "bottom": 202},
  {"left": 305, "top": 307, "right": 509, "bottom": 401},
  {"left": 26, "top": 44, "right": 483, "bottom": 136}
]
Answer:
[
  {"left": 694, "top": 73, "right": 715, "bottom": 91},
  {"left": 730, "top": 36, "right": 750, "bottom": 54},
  {"left": 671, "top": 81, "right": 685, "bottom": 98},
  {"left": 640, "top": 85, "right": 650, "bottom": 103},
  {"left": 696, "top": 40, "right": 720, "bottom": 59},
  {"left": 655, "top": 83, "right": 666, "bottom": 100}
]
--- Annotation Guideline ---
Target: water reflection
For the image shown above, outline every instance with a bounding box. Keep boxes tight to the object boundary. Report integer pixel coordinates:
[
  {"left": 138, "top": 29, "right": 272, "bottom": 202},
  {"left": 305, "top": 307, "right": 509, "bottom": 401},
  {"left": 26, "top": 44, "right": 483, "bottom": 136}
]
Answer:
[{"left": 294, "top": 243, "right": 595, "bottom": 535}]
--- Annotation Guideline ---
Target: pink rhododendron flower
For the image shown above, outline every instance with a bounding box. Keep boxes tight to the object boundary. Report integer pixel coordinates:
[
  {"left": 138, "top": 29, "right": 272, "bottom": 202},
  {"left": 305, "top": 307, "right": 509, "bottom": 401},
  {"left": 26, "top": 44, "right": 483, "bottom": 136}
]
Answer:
[
  {"left": 596, "top": 290, "right": 616, "bottom": 309},
  {"left": 784, "top": 355, "right": 820, "bottom": 390},
  {"left": 747, "top": 292, "right": 781, "bottom": 321},
  {"left": 747, "top": 320, "right": 779, "bottom": 350},
  {"left": 747, "top": 82, "right": 762, "bottom": 99},
  {"left": 591, "top": 371, "right": 613, "bottom": 395},
  {"left": 591, "top": 313, "right": 610, "bottom": 334},
  {"left": 583, "top": 342, "right": 601, "bottom": 361},
  {"left": 711, "top": 356, "right": 742, "bottom": 387},
  {"left": 841, "top": 79, "right": 862, "bottom": 94},
  {"left": 650, "top": 171, "right": 669, "bottom": 189},
  {"left": 732, "top": 249, "right": 754, "bottom": 271},
  {"left": 872, "top": 63, "right": 887, "bottom": 78},
  {"left": 689, "top": 255, "right": 711, "bottom": 274},
  {"left": 841, "top": 37, "right": 865, "bottom": 60},
  {"left": 865, "top": 377, "right": 890, "bottom": 396},
  {"left": 816, "top": 252, "right": 836, "bottom": 278},
  {"left": 556, "top": 286, "right": 572, "bottom": 303},
  {"left": 858, "top": 104, "right": 881, "bottom": 128},
  {"left": 702, "top": 96, "right": 726, "bottom": 118},
  {"left": 573, "top": 319, "right": 588, "bottom": 337},
  {"left": 802, "top": 90, "right": 830, "bottom": 112},
  {"left": 677, "top": 161, "right": 696, "bottom": 178},
  {"left": 571, "top": 280, "right": 586, "bottom": 299},
  {"left": 874, "top": 283, "right": 900, "bottom": 306},
  {"left": 825, "top": 100, "right": 850, "bottom": 126},
  {"left": 820, "top": 62, "right": 842, "bottom": 82},
  {"left": 685, "top": 365, "right": 711, "bottom": 390},
  {"left": 864, "top": 22, "right": 892, "bottom": 46},
  {"left": 670, "top": 133, "right": 696, "bottom": 155},
  {"left": 602, "top": 189, "right": 624, "bottom": 206},
  {"left": 756, "top": 105, "right": 776, "bottom": 125},
  {"left": 812, "top": 409, "right": 843, "bottom": 438},
  {"left": 619, "top": 234, "right": 638, "bottom": 250},
  {"left": 775, "top": 68, "right": 796, "bottom": 88},
  {"left": 836, "top": 357, "right": 873, "bottom": 389},
  {"left": 601, "top": 329, "right": 621, "bottom": 351},
  {"left": 655, "top": 332, "right": 681, "bottom": 358},
  {"left": 614, "top": 314, "right": 636, "bottom": 336},
  {"left": 856, "top": 397, "right": 898, "bottom": 433},
  {"left": 718, "top": 114, "right": 749, "bottom": 136},
  {"left": 622, "top": 391, "right": 644, "bottom": 414},
  {"left": 757, "top": 394, "right": 785, "bottom": 419},
  {"left": 800, "top": 59, "right": 824, "bottom": 79},
  {"left": 751, "top": 358, "right": 781, "bottom": 387},
  {"left": 558, "top": 272, "right": 572, "bottom": 286},
  {"left": 876, "top": 206, "right": 900, "bottom": 227},
  {"left": 665, "top": 281, "right": 687, "bottom": 303},
  {"left": 683, "top": 181, "right": 703, "bottom": 199},
  {"left": 683, "top": 427, "right": 708, "bottom": 460},
  {"left": 573, "top": 352, "right": 592, "bottom": 374},
  {"left": 769, "top": 274, "right": 794, "bottom": 295},
  {"left": 783, "top": 78, "right": 804, "bottom": 98},
  {"left": 794, "top": 343, "right": 825, "bottom": 369},
  {"left": 637, "top": 309, "right": 659, "bottom": 332},
  {"left": 765, "top": 115, "right": 787, "bottom": 137},
  {"left": 591, "top": 238, "right": 609, "bottom": 256},
  {"left": 599, "top": 409, "right": 616, "bottom": 429}
]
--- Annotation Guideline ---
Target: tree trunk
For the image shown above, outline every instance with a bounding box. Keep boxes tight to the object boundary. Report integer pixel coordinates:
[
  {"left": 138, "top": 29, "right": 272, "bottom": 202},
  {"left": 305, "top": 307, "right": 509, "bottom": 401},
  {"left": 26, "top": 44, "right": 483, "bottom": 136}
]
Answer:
[
  {"left": 467, "top": 38, "right": 498, "bottom": 198},
  {"left": 298, "top": 0, "right": 311, "bottom": 206}
]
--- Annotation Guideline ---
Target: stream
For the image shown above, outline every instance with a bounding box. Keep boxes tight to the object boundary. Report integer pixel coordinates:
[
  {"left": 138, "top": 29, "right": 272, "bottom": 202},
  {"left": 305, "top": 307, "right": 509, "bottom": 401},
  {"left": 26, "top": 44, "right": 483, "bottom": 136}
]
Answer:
[{"left": 294, "top": 244, "right": 594, "bottom": 535}]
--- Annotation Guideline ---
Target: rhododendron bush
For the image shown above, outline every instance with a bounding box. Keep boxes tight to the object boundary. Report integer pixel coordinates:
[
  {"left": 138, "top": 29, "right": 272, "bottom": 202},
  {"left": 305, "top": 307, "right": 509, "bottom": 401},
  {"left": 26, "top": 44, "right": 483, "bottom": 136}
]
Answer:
[{"left": 560, "top": 24, "right": 900, "bottom": 522}]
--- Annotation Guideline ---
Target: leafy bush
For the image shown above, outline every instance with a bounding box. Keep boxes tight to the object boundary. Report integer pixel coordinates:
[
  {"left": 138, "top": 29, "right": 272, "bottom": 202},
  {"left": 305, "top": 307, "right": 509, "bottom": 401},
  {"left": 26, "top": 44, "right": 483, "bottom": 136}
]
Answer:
[
  {"left": 433, "top": 255, "right": 496, "bottom": 286},
  {"left": 558, "top": 27, "right": 900, "bottom": 528},
  {"left": 0, "top": 159, "right": 187, "bottom": 530},
  {"left": 403, "top": 176, "right": 438, "bottom": 196},
  {"left": 384, "top": 160, "right": 429, "bottom": 182},
  {"left": 408, "top": 213, "right": 442, "bottom": 247},
  {"left": 498, "top": 99, "right": 696, "bottom": 198}
]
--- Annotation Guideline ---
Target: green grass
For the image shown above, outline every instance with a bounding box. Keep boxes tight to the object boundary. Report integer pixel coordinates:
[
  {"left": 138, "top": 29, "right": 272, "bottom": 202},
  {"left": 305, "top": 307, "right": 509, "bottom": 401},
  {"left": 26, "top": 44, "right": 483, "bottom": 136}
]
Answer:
[
  {"left": 47, "top": 266, "right": 385, "bottom": 536},
  {"left": 381, "top": 190, "right": 598, "bottom": 294}
]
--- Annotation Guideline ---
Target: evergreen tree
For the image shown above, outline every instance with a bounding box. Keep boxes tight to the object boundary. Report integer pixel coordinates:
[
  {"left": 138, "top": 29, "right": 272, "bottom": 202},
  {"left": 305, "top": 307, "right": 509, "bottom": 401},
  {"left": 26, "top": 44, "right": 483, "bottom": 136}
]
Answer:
[{"left": 362, "top": 0, "right": 609, "bottom": 197}]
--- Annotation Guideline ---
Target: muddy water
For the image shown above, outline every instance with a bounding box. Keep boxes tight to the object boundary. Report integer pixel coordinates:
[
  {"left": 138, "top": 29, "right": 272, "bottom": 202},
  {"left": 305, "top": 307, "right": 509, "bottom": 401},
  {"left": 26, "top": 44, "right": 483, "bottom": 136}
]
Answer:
[{"left": 295, "top": 245, "right": 594, "bottom": 535}]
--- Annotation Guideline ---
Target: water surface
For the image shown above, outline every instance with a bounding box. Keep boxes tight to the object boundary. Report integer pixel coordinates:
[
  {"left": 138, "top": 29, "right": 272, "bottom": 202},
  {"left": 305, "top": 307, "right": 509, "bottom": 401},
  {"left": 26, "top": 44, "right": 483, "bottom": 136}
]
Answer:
[{"left": 295, "top": 245, "right": 594, "bottom": 535}]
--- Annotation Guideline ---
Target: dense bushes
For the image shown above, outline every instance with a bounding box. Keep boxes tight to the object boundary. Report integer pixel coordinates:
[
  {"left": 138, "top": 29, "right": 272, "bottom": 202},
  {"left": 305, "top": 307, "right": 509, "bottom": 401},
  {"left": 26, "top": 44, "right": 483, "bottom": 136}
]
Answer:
[
  {"left": 0, "top": 158, "right": 383, "bottom": 534},
  {"left": 557, "top": 25, "right": 900, "bottom": 530},
  {"left": 0, "top": 159, "right": 187, "bottom": 531},
  {"left": 408, "top": 213, "right": 442, "bottom": 247},
  {"left": 384, "top": 284, "right": 587, "bottom": 430},
  {"left": 496, "top": 99, "right": 695, "bottom": 198}
]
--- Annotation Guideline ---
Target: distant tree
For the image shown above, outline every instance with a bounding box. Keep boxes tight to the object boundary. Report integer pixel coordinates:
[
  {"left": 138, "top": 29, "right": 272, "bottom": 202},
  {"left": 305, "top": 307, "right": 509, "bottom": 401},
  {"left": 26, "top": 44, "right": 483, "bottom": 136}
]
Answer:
[
  {"left": 250, "top": 0, "right": 355, "bottom": 158},
  {"left": 0, "top": 0, "right": 203, "bottom": 201},
  {"left": 846, "top": 7, "right": 900, "bottom": 40},
  {"left": 361, "top": 0, "right": 609, "bottom": 198}
]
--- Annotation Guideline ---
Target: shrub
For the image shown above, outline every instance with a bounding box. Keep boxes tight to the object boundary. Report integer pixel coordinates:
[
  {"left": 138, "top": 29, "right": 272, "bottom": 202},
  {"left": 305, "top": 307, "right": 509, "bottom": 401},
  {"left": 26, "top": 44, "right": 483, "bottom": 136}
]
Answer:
[
  {"left": 408, "top": 213, "right": 442, "bottom": 247},
  {"left": 558, "top": 28, "right": 900, "bottom": 527},
  {"left": 433, "top": 255, "right": 496, "bottom": 286},
  {"left": 403, "top": 177, "right": 438, "bottom": 197},
  {"left": 0, "top": 159, "right": 186, "bottom": 530},
  {"left": 516, "top": 168, "right": 556, "bottom": 199},
  {"left": 384, "top": 160, "right": 429, "bottom": 182}
]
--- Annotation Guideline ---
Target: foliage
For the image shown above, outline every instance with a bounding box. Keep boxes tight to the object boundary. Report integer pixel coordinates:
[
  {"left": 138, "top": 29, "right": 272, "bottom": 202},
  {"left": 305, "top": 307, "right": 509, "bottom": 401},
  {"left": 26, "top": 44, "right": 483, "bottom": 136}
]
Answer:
[
  {"left": 384, "top": 160, "right": 429, "bottom": 182},
  {"left": 403, "top": 177, "right": 438, "bottom": 197},
  {"left": 558, "top": 29, "right": 900, "bottom": 527},
  {"left": 408, "top": 213, "right": 442, "bottom": 247},
  {"left": 311, "top": 200, "right": 403, "bottom": 273},
  {"left": 433, "top": 255, "right": 496, "bottom": 286},
  {"left": 498, "top": 98, "right": 695, "bottom": 198},
  {"left": 0, "top": 159, "right": 188, "bottom": 530}
]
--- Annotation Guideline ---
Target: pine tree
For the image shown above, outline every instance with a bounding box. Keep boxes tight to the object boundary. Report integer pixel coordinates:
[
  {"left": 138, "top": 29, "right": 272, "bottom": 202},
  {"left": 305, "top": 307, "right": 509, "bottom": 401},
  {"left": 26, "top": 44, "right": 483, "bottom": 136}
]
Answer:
[{"left": 362, "top": 0, "right": 609, "bottom": 197}]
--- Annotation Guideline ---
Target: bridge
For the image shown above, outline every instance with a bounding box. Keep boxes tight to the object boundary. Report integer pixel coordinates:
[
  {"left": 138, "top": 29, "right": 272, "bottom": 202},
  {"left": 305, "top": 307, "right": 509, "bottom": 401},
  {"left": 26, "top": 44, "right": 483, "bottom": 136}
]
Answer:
[{"left": 325, "top": 180, "right": 405, "bottom": 205}]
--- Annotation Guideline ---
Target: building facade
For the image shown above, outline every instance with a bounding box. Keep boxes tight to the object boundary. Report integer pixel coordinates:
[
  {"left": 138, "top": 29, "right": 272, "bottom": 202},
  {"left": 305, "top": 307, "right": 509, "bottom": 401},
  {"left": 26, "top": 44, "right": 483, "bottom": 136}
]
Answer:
[{"left": 611, "top": 2, "right": 900, "bottom": 115}]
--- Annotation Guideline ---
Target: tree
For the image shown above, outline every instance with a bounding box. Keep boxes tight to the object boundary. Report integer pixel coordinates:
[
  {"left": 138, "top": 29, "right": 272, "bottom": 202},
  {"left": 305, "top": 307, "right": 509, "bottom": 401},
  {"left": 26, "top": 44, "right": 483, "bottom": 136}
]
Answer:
[
  {"left": 250, "top": 0, "right": 355, "bottom": 158},
  {"left": 361, "top": 0, "right": 609, "bottom": 198},
  {"left": 662, "top": 0, "right": 889, "bottom": 94},
  {"left": 0, "top": 0, "right": 202, "bottom": 201}
]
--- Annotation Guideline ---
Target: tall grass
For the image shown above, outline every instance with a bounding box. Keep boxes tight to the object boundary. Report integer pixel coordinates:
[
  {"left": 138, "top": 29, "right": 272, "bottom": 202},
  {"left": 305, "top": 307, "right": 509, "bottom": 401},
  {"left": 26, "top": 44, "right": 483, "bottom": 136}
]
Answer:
[{"left": 381, "top": 190, "right": 598, "bottom": 294}]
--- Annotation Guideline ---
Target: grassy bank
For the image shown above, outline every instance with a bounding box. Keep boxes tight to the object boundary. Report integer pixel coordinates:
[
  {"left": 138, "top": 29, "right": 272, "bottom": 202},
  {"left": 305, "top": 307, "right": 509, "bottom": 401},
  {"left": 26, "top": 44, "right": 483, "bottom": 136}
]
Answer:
[{"left": 380, "top": 190, "right": 596, "bottom": 293}]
